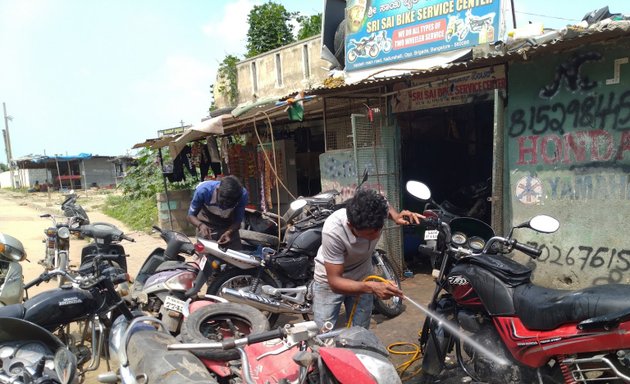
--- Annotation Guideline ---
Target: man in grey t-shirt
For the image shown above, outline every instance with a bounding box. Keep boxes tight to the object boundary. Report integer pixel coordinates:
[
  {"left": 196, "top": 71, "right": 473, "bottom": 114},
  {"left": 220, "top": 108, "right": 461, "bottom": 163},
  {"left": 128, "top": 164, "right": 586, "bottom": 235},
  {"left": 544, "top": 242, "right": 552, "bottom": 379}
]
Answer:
[{"left": 313, "top": 188, "right": 423, "bottom": 329}]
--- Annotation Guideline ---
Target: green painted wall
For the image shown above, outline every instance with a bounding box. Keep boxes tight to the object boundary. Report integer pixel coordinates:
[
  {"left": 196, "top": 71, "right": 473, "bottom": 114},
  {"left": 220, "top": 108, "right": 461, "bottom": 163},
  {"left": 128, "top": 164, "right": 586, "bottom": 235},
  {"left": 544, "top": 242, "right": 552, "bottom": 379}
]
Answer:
[{"left": 506, "top": 39, "right": 630, "bottom": 288}]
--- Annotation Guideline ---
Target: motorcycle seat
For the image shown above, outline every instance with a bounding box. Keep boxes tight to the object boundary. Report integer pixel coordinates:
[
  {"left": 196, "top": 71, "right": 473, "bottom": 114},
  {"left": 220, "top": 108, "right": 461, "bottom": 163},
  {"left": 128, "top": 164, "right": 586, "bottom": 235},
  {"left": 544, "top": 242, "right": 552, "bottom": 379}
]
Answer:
[
  {"left": 154, "top": 261, "right": 195, "bottom": 273},
  {"left": 513, "top": 283, "right": 630, "bottom": 330},
  {"left": 0, "top": 303, "right": 26, "bottom": 319}
]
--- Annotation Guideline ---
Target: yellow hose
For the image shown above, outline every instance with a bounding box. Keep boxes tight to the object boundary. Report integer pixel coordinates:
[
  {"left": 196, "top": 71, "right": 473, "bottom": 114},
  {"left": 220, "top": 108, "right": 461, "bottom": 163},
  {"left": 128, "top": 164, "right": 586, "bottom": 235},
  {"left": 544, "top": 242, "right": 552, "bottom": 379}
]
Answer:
[{"left": 346, "top": 275, "right": 423, "bottom": 381}]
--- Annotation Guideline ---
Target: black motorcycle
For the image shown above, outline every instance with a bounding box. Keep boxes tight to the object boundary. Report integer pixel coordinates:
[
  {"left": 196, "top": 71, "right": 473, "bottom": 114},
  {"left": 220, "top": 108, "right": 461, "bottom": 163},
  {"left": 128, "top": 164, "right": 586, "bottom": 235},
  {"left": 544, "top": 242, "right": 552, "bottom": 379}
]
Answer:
[
  {"left": 0, "top": 255, "right": 134, "bottom": 380},
  {"left": 0, "top": 317, "right": 77, "bottom": 384}
]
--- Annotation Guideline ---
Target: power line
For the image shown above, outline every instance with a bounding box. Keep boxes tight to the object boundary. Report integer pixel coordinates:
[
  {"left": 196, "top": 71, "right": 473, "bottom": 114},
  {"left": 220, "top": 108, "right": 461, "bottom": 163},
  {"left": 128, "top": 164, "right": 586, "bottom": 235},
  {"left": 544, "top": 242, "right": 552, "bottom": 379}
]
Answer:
[{"left": 515, "top": 11, "right": 581, "bottom": 22}]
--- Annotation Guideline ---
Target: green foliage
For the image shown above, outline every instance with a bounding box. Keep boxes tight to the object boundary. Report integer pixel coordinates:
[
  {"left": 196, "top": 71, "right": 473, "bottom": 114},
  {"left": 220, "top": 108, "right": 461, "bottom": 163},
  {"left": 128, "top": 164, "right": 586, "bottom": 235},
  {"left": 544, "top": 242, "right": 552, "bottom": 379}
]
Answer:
[
  {"left": 117, "top": 147, "right": 197, "bottom": 200},
  {"left": 0, "top": 163, "right": 8, "bottom": 172},
  {"left": 102, "top": 194, "right": 157, "bottom": 232},
  {"left": 246, "top": 1, "right": 295, "bottom": 58},
  {"left": 215, "top": 54, "right": 240, "bottom": 106},
  {"left": 117, "top": 148, "right": 164, "bottom": 200},
  {"left": 296, "top": 13, "right": 322, "bottom": 40}
]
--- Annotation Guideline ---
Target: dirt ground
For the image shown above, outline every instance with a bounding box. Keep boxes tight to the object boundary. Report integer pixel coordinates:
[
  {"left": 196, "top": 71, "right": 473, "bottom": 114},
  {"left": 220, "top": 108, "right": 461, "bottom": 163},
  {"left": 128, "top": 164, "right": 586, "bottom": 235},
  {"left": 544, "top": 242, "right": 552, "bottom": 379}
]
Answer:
[{"left": 0, "top": 189, "right": 438, "bottom": 383}]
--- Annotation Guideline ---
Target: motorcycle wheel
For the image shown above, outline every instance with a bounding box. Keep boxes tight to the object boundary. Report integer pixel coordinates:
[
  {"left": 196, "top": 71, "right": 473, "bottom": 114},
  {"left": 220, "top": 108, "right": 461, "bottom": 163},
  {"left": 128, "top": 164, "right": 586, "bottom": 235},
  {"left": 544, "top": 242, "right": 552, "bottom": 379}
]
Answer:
[
  {"left": 239, "top": 229, "right": 279, "bottom": 248},
  {"left": 347, "top": 49, "right": 358, "bottom": 63},
  {"left": 206, "top": 268, "right": 281, "bottom": 327},
  {"left": 371, "top": 252, "right": 404, "bottom": 318},
  {"left": 179, "top": 302, "right": 270, "bottom": 361}
]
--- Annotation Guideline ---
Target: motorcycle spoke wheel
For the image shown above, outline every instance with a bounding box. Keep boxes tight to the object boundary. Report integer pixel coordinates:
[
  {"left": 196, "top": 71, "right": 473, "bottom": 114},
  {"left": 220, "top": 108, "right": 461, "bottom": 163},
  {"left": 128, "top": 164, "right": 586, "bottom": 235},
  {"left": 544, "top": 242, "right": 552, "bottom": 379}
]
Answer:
[
  {"left": 371, "top": 253, "right": 404, "bottom": 318},
  {"left": 180, "top": 302, "right": 269, "bottom": 361}
]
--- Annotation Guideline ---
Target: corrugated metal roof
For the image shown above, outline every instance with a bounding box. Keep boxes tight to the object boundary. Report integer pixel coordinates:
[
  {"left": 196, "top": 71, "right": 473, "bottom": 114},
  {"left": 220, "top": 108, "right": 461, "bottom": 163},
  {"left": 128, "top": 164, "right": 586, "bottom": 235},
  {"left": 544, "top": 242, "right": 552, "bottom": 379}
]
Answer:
[{"left": 300, "top": 20, "right": 630, "bottom": 97}]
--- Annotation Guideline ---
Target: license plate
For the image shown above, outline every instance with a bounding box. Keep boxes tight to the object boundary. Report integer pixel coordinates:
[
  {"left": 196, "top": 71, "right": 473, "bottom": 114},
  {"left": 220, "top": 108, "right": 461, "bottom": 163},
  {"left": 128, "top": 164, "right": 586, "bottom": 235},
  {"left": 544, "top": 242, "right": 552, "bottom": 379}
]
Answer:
[
  {"left": 424, "top": 230, "right": 439, "bottom": 241},
  {"left": 199, "top": 255, "right": 207, "bottom": 270},
  {"left": 163, "top": 295, "right": 186, "bottom": 313}
]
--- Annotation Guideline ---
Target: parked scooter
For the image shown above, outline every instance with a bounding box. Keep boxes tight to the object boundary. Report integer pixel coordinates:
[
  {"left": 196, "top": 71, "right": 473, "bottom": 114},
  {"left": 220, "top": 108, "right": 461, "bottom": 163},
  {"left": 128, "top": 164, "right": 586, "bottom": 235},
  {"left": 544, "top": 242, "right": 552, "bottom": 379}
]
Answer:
[
  {"left": 77, "top": 223, "right": 134, "bottom": 274},
  {"left": 127, "top": 226, "right": 224, "bottom": 334},
  {"left": 170, "top": 320, "right": 402, "bottom": 383},
  {"left": 0, "top": 317, "right": 77, "bottom": 384},
  {"left": 0, "top": 233, "right": 27, "bottom": 307},
  {"left": 406, "top": 180, "right": 630, "bottom": 383}
]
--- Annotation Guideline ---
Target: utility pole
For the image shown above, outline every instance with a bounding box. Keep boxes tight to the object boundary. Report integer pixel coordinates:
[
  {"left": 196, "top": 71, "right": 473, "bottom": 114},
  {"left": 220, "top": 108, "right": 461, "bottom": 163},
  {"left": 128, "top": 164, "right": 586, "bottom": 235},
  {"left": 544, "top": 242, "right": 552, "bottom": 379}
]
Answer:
[{"left": 3, "top": 102, "right": 15, "bottom": 188}]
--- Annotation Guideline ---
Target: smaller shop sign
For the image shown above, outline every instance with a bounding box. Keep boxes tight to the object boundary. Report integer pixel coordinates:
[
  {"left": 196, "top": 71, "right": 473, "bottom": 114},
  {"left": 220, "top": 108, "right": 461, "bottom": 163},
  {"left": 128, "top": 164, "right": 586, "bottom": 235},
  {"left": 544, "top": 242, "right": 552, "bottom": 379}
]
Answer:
[
  {"left": 391, "top": 65, "right": 506, "bottom": 113},
  {"left": 344, "top": 0, "right": 502, "bottom": 71}
]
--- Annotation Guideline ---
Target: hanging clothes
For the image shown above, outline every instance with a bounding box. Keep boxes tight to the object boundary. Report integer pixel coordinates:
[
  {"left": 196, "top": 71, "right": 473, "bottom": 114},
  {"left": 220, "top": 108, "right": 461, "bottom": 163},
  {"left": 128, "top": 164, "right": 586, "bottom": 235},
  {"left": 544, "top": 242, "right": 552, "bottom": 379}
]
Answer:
[
  {"left": 207, "top": 137, "right": 222, "bottom": 177},
  {"left": 193, "top": 141, "right": 212, "bottom": 180},
  {"left": 172, "top": 144, "right": 197, "bottom": 181}
]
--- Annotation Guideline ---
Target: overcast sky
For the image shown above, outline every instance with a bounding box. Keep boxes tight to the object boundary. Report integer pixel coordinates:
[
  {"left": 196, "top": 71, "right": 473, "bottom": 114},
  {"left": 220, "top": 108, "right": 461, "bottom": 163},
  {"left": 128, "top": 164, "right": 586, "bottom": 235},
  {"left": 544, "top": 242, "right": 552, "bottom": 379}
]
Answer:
[{"left": 0, "top": 0, "right": 626, "bottom": 159}]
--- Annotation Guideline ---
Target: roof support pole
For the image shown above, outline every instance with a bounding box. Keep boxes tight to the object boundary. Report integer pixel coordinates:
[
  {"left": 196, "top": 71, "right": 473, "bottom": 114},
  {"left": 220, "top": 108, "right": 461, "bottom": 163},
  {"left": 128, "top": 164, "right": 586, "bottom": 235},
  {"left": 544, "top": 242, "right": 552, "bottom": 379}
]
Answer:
[{"left": 158, "top": 147, "right": 173, "bottom": 229}]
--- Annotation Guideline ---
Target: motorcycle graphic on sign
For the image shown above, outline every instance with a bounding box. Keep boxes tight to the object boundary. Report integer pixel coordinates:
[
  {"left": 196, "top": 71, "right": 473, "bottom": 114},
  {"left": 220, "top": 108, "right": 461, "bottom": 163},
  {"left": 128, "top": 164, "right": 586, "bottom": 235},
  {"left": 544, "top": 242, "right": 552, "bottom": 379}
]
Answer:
[{"left": 347, "top": 30, "right": 392, "bottom": 63}]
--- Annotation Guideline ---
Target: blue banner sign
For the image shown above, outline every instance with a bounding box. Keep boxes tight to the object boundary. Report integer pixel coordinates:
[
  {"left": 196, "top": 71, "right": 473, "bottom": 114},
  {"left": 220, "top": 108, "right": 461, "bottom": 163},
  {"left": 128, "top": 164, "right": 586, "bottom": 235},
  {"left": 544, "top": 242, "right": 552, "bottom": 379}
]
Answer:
[{"left": 344, "top": 0, "right": 502, "bottom": 71}]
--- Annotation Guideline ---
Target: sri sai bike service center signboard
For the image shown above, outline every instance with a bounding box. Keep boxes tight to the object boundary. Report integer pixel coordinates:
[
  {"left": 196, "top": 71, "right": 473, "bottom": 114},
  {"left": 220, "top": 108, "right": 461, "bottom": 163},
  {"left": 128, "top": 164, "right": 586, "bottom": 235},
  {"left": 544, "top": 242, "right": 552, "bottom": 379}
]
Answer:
[{"left": 344, "top": 0, "right": 501, "bottom": 71}]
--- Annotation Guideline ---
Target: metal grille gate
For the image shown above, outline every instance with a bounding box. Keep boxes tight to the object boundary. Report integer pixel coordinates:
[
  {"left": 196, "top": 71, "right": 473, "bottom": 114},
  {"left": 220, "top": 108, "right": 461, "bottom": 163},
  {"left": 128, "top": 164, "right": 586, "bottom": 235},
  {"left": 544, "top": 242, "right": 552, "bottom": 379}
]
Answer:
[{"left": 350, "top": 113, "right": 403, "bottom": 276}]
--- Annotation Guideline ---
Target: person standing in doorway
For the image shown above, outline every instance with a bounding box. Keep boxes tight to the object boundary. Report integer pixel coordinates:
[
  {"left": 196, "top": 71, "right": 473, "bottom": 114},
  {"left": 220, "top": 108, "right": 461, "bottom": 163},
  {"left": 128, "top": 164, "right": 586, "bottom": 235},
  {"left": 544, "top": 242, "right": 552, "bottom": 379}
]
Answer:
[
  {"left": 313, "top": 187, "right": 423, "bottom": 329},
  {"left": 187, "top": 175, "right": 248, "bottom": 249}
]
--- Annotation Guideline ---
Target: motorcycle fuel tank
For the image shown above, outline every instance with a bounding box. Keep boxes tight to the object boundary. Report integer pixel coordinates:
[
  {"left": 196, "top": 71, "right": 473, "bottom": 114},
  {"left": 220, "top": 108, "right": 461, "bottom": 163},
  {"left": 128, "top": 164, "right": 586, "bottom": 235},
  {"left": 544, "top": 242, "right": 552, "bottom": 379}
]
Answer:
[
  {"left": 23, "top": 287, "right": 99, "bottom": 330},
  {"left": 284, "top": 226, "right": 322, "bottom": 258}
]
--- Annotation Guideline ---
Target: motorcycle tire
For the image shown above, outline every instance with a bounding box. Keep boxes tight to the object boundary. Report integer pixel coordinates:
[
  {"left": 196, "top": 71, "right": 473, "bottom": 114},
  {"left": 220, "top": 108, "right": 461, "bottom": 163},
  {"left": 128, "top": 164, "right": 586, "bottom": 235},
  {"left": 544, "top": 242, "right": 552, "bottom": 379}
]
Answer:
[
  {"left": 371, "top": 252, "right": 404, "bottom": 318},
  {"left": 179, "top": 302, "right": 270, "bottom": 361},
  {"left": 239, "top": 229, "right": 279, "bottom": 248},
  {"left": 206, "top": 268, "right": 281, "bottom": 327}
]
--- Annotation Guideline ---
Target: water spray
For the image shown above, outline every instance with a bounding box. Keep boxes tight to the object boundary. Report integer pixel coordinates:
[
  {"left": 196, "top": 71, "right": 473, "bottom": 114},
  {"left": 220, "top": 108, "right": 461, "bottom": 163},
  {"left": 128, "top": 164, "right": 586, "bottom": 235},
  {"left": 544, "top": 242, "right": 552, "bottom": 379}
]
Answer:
[
  {"left": 402, "top": 294, "right": 508, "bottom": 366},
  {"left": 361, "top": 275, "right": 508, "bottom": 367}
]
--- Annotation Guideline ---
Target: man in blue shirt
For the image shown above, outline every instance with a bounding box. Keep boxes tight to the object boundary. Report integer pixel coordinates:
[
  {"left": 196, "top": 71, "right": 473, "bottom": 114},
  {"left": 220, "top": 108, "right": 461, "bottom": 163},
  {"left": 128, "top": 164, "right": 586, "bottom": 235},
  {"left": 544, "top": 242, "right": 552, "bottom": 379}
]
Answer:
[{"left": 187, "top": 175, "right": 249, "bottom": 249}]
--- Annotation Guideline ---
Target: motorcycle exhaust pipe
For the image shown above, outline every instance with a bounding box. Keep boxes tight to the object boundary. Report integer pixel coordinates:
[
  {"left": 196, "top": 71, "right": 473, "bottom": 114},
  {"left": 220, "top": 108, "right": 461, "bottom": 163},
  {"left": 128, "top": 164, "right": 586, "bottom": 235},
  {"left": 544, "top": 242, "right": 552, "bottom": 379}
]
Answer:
[
  {"left": 221, "top": 288, "right": 310, "bottom": 315},
  {"left": 197, "top": 238, "right": 261, "bottom": 270}
]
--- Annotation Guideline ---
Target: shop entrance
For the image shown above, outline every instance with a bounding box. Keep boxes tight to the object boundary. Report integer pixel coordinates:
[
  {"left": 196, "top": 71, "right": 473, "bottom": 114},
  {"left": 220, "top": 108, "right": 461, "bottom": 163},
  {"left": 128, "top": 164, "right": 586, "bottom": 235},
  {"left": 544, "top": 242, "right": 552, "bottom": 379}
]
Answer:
[{"left": 398, "top": 101, "right": 495, "bottom": 269}]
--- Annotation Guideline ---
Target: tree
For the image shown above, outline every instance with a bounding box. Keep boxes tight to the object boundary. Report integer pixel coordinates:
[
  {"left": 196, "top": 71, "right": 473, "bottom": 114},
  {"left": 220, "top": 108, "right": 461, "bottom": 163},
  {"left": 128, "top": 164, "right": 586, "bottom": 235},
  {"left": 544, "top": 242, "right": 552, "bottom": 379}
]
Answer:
[
  {"left": 215, "top": 54, "right": 240, "bottom": 106},
  {"left": 246, "top": 1, "right": 295, "bottom": 58},
  {"left": 296, "top": 13, "right": 322, "bottom": 40},
  {"left": 0, "top": 163, "right": 8, "bottom": 172}
]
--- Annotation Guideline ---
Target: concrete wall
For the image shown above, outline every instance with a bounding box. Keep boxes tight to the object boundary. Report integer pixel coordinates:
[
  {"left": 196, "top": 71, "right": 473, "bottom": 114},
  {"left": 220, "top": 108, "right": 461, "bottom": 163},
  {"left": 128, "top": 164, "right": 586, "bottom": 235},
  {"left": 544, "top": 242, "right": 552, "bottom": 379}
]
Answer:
[
  {"left": 215, "top": 35, "right": 330, "bottom": 108},
  {"left": 0, "top": 171, "right": 11, "bottom": 188},
  {"left": 505, "top": 39, "right": 630, "bottom": 288},
  {"left": 84, "top": 157, "right": 116, "bottom": 188}
]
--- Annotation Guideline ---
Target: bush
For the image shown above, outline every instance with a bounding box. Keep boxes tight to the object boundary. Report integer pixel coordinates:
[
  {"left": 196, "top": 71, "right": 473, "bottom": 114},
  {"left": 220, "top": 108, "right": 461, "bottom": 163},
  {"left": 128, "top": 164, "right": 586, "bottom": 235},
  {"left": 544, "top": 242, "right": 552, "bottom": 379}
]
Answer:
[{"left": 102, "top": 194, "right": 157, "bottom": 232}]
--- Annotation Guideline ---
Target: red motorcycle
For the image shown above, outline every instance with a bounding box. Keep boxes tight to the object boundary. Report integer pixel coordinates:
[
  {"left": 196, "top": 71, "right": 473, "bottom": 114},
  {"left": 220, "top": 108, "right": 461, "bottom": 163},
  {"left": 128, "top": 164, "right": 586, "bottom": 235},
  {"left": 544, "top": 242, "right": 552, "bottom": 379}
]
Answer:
[
  {"left": 407, "top": 180, "right": 630, "bottom": 384},
  {"left": 170, "top": 318, "right": 402, "bottom": 384}
]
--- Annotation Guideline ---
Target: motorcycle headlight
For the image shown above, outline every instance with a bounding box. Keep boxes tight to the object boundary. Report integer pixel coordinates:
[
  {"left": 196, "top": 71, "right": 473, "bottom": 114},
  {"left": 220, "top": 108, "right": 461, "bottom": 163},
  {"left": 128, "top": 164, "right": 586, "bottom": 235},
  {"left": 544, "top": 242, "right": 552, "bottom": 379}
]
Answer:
[
  {"left": 468, "top": 236, "right": 485, "bottom": 251},
  {"left": 0, "top": 233, "right": 27, "bottom": 262},
  {"left": 57, "top": 227, "right": 70, "bottom": 239},
  {"left": 164, "top": 271, "right": 196, "bottom": 291},
  {"left": 451, "top": 232, "right": 467, "bottom": 246}
]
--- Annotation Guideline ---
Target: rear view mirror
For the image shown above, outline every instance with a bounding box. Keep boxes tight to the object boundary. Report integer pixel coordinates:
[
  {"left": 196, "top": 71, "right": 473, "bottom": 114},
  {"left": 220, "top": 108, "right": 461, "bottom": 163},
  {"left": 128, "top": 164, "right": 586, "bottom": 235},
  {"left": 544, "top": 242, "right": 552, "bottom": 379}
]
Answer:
[
  {"left": 405, "top": 181, "right": 431, "bottom": 201},
  {"left": 528, "top": 215, "right": 559, "bottom": 234}
]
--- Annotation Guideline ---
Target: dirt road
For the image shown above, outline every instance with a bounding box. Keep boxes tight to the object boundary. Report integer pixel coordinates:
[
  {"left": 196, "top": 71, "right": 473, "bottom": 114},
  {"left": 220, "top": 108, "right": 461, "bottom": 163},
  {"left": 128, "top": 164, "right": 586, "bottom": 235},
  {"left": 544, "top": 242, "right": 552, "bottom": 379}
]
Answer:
[{"left": 0, "top": 189, "right": 438, "bottom": 383}]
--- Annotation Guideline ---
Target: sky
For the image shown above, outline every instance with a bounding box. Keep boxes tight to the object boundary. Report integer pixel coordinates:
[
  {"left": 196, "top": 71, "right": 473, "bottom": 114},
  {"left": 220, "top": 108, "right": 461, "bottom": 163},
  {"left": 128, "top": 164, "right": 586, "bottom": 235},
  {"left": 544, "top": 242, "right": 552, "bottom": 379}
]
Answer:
[{"left": 0, "top": 0, "right": 628, "bottom": 160}]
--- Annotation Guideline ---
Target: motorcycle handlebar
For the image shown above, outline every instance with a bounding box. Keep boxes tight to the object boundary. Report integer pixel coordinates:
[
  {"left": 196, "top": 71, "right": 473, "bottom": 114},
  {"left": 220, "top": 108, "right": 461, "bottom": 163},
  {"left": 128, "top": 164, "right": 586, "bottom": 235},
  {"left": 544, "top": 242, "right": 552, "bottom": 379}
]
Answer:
[
  {"left": 513, "top": 241, "right": 542, "bottom": 258},
  {"left": 121, "top": 234, "right": 135, "bottom": 242}
]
